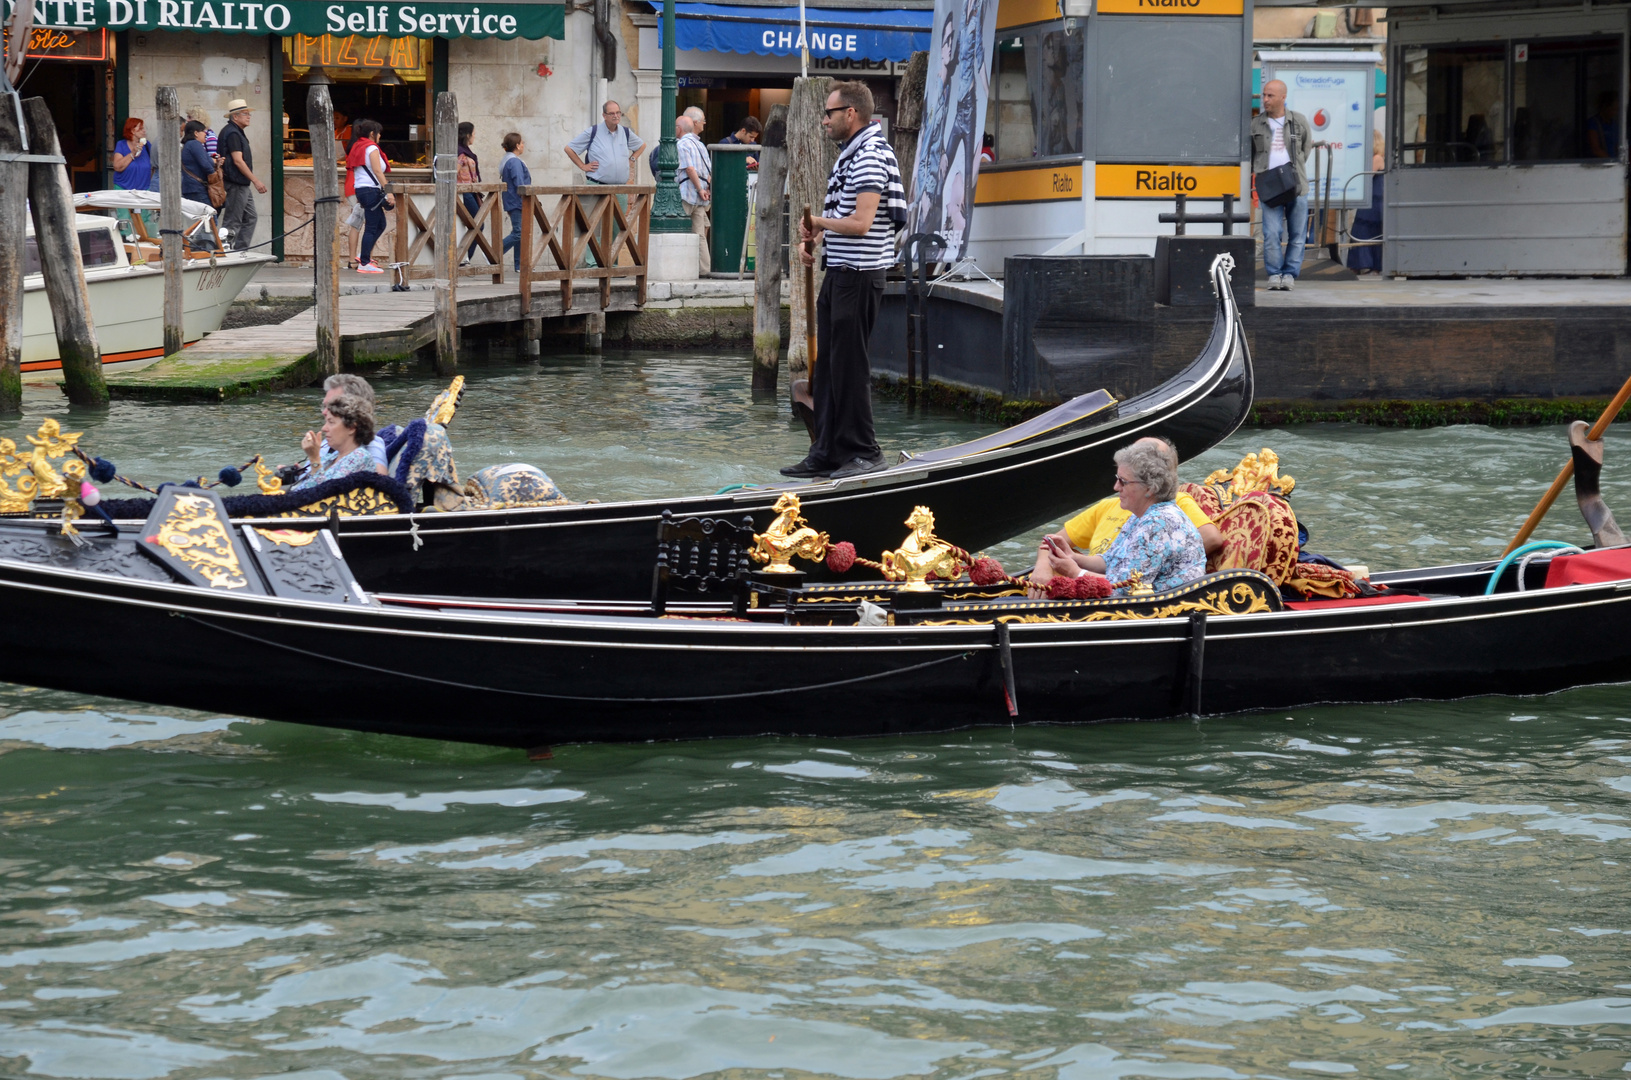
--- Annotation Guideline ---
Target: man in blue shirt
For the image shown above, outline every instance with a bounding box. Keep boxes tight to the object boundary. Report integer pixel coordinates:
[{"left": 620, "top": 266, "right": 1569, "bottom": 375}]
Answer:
[
  {"left": 500, "top": 132, "right": 531, "bottom": 272},
  {"left": 676, "top": 116, "right": 712, "bottom": 275}
]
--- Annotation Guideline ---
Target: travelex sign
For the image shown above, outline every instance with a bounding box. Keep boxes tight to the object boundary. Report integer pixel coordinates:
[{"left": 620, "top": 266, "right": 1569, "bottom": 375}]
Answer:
[{"left": 0, "top": 0, "right": 564, "bottom": 38}]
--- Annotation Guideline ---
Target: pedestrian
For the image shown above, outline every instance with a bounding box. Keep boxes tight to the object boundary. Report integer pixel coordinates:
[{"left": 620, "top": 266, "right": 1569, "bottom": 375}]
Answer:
[
  {"left": 457, "top": 121, "right": 482, "bottom": 222},
  {"left": 185, "top": 107, "right": 217, "bottom": 155},
  {"left": 218, "top": 99, "right": 267, "bottom": 251},
  {"left": 1251, "top": 78, "right": 1310, "bottom": 291},
  {"left": 499, "top": 132, "right": 531, "bottom": 272},
  {"left": 781, "top": 80, "right": 907, "bottom": 480},
  {"left": 565, "top": 100, "right": 645, "bottom": 186},
  {"left": 346, "top": 119, "right": 394, "bottom": 274},
  {"left": 720, "top": 114, "right": 761, "bottom": 169},
  {"left": 676, "top": 115, "right": 712, "bottom": 275},
  {"left": 684, "top": 105, "right": 707, "bottom": 140},
  {"left": 180, "top": 120, "right": 215, "bottom": 205},
  {"left": 111, "top": 116, "right": 155, "bottom": 234}
]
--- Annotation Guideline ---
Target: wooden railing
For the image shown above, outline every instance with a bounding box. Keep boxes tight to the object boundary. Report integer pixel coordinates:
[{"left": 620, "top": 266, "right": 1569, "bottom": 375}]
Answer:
[
  {"left": 389, "top": 181, "right": 508, "bottom": 283},
  {"left": 516, "top": 185, "right": 652, "bottom": 313}
]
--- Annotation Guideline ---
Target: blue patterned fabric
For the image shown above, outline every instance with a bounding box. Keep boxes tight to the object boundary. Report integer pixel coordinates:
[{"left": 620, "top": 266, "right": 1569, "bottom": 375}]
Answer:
[
  {"left": 1101, "top": 501, "right": 1205, "bottom": 595},
  {"left": 291, "top": 447, "right": 373, "bottom": 493}
]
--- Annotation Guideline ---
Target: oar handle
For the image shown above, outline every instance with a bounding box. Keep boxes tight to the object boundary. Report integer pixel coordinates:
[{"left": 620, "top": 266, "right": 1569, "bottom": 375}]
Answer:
[{"left": 1503, "top": 377, "right": 1631, "bottom": 555}]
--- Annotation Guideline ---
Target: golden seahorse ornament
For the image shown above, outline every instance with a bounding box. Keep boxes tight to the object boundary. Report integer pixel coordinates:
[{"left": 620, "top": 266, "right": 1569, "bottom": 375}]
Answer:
[
  {"left": 750, "top": 493, "right": 831, "bottom": 573},
  {"left": 881, "top": 505, "right": 965, "bottom": 591}
]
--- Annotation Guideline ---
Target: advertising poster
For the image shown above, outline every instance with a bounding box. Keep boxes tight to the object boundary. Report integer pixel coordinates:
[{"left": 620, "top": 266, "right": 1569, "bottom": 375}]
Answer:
[
  {"left": 908, "top": 0, "right": 1000, "bottom": 261},
  {"left": 1281, "top": 67, "right": 1373, "bottom": 208}
]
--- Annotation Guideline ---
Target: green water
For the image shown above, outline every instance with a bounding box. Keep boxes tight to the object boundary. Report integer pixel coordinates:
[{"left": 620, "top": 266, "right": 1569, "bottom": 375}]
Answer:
[{"left": 1, "top": 352, "right": 1629, "bottom": 1078}]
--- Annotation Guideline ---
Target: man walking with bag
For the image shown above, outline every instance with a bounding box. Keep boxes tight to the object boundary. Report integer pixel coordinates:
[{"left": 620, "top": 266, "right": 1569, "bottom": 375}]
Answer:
[
  {"left": 781, "top": 81, "right": 907, "bottom": 480},
  {"left": 1251, "top": 79, "right": 1310, "bottom": 291}
]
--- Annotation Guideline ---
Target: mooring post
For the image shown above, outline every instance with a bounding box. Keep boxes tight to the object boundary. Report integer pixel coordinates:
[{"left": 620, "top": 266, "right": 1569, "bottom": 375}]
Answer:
[
  {"left": 0, "top": 92, "right": 27, "bottom": 414},
  {"left": 307, "top": 84, "right": 341, "bottom": 377},
  {"left": 23, "top": 97, "right": 106, "bottom": 406},
  {"left": 751, "top": 103, "right": 787, "bottom": 397},
  {"left": 156, "top": 86, "right": 183, "bottom": 358},
  {"left": 432, "top": 91, "right": 458, "bottom": 375}
]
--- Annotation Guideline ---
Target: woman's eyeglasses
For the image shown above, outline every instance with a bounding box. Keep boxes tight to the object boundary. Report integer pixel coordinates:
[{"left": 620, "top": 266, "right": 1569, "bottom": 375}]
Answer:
[{"left": 1113, "top": 474, "right": 1142, "bottom": 488}]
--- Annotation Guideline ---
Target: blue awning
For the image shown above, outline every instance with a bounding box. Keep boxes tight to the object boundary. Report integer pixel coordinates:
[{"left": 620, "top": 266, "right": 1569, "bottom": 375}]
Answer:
[{"left": 652, "top": 2, "right": 931, "bottom": 61}]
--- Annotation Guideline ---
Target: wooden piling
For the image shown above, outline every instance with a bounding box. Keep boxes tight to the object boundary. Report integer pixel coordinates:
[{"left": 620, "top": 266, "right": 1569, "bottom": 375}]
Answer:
[
  {"left": 307, "top": 84, "right": 341, "bottom": 377},
  {"left": 156, "top": 86, "right": 183, "bottom": 358},
  {"left": 751, "top": 104, "right": 787, "bottom": 397},
  {"left": 786, "top": 77, "right": 833, "bottom": 386},
  {"left": 23, "top": 96, "right": 106, "bottom": 406},
  {"left": 433, "top": 91, "right": 458, "bottom": 375},
  {"left": 0, "top": 92, "right": 27, "bottom": 414}
]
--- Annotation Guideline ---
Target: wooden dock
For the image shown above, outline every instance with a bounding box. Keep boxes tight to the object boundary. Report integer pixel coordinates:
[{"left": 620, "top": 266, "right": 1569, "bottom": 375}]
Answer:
[{"left": 105, "top": 277, "right": 643, "bottom": 402}]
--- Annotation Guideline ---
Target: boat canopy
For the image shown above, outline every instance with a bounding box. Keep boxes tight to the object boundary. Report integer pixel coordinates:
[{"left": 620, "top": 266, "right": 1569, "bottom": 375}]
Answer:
[{"left": 73, "top": 190, "right": 215, "bottom": 222}]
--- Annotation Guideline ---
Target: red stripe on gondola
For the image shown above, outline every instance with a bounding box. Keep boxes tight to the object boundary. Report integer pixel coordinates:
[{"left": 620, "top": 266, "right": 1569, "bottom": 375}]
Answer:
[{"left": 1285, "top": 594, "right": 1432, "bottom": 610}]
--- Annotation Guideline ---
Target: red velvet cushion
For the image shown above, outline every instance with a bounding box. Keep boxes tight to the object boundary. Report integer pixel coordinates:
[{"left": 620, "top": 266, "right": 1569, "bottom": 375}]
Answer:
[
  {"left": 1284, "top": 594, "right": 1432, "bottom": 610},
  {"left": 1545, "top": 548, "right": 1631, "bottom": 588}
]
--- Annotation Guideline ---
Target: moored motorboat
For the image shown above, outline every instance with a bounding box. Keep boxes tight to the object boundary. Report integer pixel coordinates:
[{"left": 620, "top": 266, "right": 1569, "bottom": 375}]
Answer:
[{"left": 21, "top": 192, "right": 274, "bottom": 372}]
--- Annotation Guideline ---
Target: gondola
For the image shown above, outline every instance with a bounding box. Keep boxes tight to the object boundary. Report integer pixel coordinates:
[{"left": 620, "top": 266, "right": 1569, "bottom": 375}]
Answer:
[
  {"left": 88, "top": 256, "right": 1254, "bottom": 601},
  {"left": 2, "top": 471, "right": 1631, "bottom": 751}
]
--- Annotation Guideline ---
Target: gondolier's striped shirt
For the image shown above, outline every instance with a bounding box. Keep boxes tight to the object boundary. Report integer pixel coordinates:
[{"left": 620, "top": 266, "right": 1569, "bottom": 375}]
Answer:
[{"left": 822, "top": 123, "right": 906, "bottom": 271}]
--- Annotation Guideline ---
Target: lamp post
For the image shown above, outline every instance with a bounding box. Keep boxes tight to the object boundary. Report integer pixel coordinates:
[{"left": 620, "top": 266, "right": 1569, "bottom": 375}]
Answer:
[{"left": 650, "top": 0, "right": 690, "bottom": 232}]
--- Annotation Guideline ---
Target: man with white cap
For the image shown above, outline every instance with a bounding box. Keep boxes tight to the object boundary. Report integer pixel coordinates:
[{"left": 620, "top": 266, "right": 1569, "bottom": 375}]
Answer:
[{"left": 218, "top": 99, "right": 266, "bottom": 251}]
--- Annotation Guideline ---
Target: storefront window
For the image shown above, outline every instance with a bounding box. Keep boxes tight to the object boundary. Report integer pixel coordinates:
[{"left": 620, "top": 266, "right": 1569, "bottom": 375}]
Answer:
[
  {"left": 281, "top": 34, "right": 432, "bottom": 165},
  {"left": 1400, "top": 43, "right": 1508, "bottom": 164},
  {"left": 1513, "top": 37, "right": 1622, "bottom": 161},
  {"left": 985, "top": 30, "right": 1083, "bottom": 163}
]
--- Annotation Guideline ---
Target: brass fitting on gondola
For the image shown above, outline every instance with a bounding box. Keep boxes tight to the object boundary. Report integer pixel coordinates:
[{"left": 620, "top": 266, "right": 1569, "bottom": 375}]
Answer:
[
  {"left": 0, "top": 419, "right": 87, "bottom": 525},
  {"left": 750, "top": 493, "right": 831, "bottom": 573},
  {"left": 881, "top": 505, "right": 964, "bottom": 592},
  {"left": 427, "top": 376, "right": 466, "bottom": 427}
]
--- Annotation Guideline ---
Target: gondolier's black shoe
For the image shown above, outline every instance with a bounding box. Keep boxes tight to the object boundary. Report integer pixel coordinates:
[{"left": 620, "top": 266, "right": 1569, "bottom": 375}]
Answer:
[
  {"left": 830, "top": 453, "right": 887, "bottom": 479},
  {"left": 780, "top": 456, "right": 834, "bottom": 478}
]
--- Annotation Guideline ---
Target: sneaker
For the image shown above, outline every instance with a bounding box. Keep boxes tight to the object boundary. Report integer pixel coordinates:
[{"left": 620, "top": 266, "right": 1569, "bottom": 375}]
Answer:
[
  {"left": 779, "top": 456, "right": 833, "bottom": 479},
  {"left": 830, "top": 453, "right": 887, "bottom": 479},
  {"left": 1267, "top": 273, "right": 1283, "bottom": 289},
  {"left": 356, "top": 262, "right": 385, "bottom": 274},
  {"left": 1281, "top": 275, "right": 1295, "bottom": 292}
]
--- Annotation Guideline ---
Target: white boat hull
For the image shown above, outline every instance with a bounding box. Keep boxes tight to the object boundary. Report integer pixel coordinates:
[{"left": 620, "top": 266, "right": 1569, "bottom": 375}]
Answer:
[{"left": 22, "top": 254, "right": 274, "bottom": 372}]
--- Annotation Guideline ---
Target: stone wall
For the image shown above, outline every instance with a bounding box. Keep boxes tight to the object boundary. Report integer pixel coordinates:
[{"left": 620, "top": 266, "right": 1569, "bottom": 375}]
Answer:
[{"left": 127, "top": 32, "right": 275, "bottom": 241}]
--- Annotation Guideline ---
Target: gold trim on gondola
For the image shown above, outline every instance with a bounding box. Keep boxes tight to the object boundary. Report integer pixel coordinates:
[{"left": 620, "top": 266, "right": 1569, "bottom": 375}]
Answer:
[
  {"left": 881, "top": 505, "right": 962, "bottom": 591},
  {"left": 915, "top": 579, "right": 1277, "bottom": 626},
  {"left": 152, "top": 493, "right": 251, "bottom": 590},
  {"left": 0, "top": 419, "right": 83, "bottom": 514},
  {"left": 427, "top": 376, "right": 465, "bottom": 427},
  {"left": 255, "top": 528, "right": 321, "bottom": 547},
  {"left": 750, "top": 493, "right": 830, "bottom": 573},
  {"left": 1203, "top": 448, "right": 1295, "bottom": 504},
  {"left": 253, "top": 456, "right": 284, "bottom": 496},
  {"left": 271, "top": 487, "right": 403, "bottom": 517}
]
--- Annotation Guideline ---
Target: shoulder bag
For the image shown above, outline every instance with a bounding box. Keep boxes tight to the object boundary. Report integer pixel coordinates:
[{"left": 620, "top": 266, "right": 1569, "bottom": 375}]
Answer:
[{"left": 185, "top": 162, "right": 228, "bottom": 209}]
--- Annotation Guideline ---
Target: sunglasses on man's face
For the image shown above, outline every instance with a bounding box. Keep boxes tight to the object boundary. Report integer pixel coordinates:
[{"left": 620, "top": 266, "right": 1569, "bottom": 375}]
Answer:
[{"left": 823, "top": 106, "right": 852, "bottom": 117}]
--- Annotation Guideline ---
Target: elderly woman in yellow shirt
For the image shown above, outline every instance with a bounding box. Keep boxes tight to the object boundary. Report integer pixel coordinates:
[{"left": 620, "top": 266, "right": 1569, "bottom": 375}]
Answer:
[{"left": 1032, "top": 437, "right": 1224, "bottom": 580}]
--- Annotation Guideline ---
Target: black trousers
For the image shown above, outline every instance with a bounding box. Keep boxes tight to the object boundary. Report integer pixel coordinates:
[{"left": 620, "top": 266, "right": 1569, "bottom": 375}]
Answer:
[{"left": 812, "top": 266, "right": 886, "bottom": 467}]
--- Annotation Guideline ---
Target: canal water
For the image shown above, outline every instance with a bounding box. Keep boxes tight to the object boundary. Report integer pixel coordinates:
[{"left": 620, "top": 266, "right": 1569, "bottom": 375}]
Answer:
[{"left": 2, "top": 351, "right": 1629, "bottom": 1079}]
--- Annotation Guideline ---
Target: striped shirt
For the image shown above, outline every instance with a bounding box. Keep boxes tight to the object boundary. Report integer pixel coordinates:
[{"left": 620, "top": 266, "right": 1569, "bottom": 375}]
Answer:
[
  {"left": 676, "top": 132, "right": 711, "bottom": 204},
  {"left": 822, "top": 123, "right": 906, "bottom": 271}
]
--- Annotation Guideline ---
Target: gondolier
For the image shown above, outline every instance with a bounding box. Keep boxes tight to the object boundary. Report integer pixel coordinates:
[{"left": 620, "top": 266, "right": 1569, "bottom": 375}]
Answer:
[{"left": 782, "top": 81, "right": 908, "bottom": 481}]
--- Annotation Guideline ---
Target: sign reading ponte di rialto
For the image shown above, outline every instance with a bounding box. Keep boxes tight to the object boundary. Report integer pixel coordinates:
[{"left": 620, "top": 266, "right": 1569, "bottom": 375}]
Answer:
[{"left": 0, "top": 0, "right": 563, "bottom": 39}]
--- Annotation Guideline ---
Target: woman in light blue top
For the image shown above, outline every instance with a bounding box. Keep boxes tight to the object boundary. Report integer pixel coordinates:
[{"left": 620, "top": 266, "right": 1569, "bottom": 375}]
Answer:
[
  {"left": 292, "top": 393, "right": 376, "bottom": 492},
  {"left": 1030, "top": 439, "right": 1205, "bottom": 597}
]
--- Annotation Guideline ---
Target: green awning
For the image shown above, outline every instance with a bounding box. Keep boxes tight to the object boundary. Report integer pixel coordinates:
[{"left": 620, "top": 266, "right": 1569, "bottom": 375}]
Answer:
[{"left": 3, "top": 0, "right": 564, "bottom": 39}]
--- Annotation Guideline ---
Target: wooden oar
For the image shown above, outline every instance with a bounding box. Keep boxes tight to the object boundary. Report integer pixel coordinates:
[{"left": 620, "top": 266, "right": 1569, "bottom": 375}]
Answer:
[
  {"left": 1503, "top": 374, "right": 1631, "bottom": 555},
  {"left": 790, "top": 205, "right": 817, "bottom": 441}
]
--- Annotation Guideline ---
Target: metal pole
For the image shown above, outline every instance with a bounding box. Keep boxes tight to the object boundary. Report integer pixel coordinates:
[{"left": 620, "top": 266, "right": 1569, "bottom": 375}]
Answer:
[
  {"left": 156, "top": 85, "right": 183, "bottom": 358},
  {"left": 650, "top": 0, "right": 689, "bottom": 233}
]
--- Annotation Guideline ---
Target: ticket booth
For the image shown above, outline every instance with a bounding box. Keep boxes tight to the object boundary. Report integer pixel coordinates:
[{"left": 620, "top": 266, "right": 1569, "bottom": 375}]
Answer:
[{"left": 966, "top": 0, "right": 1254, "bottom": 272}]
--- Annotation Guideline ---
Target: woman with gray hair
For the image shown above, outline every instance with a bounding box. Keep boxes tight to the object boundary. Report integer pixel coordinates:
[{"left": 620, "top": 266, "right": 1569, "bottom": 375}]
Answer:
[{"left": 1029, "top": 439, "right": 1205, "bottom": 597}]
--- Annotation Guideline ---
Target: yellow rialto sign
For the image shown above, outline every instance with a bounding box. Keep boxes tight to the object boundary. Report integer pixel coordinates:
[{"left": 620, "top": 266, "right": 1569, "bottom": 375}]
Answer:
[
  {"left": 1097, "top": 0, "right": 1243, "bottom": 13},
  {"left": 1094, "top": 164, "right": 1242, "bottom": 199},
  {"left": 974, "top": 164, "right": 1083, "bottom": 205}
]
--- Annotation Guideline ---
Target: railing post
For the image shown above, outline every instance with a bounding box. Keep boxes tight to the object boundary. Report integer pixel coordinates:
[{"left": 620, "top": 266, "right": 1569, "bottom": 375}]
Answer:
[
  {"left": 432, "top": 91, "right": 457, "bottom": 375},
  {"left": 393, "top": 188, "right": 408, "bottom": 284},
  {"left": 636, "top": 188, "right": 650, "bottom": 305},
  {"left": 519, "top": 189, "right": 533, "bottom": 314},
  {"left": 307, "top": 83, "right": 341, "bottom": 376},
  {"left": 561, "top": 193, "right": 574, "bottom": 311},
  {"left": 490, "top": 184, "right": 503, "bottom": 285},
  {"left": 600, "top": 189, "right": 612, "bottom": 310}
]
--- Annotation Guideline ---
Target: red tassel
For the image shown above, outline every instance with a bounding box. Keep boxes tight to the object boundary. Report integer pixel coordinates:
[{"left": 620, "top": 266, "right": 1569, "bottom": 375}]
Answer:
[
  {"left": 970, "top": 556, "right": 1009, "bottom": 586},
  {"left": 827, "top": 541, "right": 857, "bottom": 573}
]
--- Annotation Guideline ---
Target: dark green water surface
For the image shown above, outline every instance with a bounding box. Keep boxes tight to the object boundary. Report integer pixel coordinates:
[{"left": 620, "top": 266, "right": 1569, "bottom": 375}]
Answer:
[{"left": 1, "top": 352, "right": 1629, "bottom": 1078}]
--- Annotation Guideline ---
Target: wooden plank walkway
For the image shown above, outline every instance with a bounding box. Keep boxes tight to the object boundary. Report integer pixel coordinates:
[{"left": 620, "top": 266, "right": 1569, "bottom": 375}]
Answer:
[{"left": 106, "top": 278, "right": 643, "bottom": 401}]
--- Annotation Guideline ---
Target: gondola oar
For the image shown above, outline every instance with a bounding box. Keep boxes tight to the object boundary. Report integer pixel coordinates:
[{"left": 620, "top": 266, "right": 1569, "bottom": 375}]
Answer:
[
  {"left": 790, "top": 205, "right": 818, "bottom": 441},
  {"left": 1503, "top": 374, "right": 1631, "bottom": 555}
]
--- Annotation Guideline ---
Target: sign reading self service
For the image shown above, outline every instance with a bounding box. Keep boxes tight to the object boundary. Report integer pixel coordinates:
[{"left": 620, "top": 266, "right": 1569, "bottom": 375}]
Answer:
[{"left": 1, "top": 0, "right": 564, "bottom": 38}]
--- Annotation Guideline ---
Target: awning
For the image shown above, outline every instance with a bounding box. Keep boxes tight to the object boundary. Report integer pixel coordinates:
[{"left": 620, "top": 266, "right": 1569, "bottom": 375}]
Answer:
[
  {"left": 5, "top": 0, "right": 564, "bottom": 39},
  {"left": 651, "top": 2, "right": 930, "bottom": 61}
]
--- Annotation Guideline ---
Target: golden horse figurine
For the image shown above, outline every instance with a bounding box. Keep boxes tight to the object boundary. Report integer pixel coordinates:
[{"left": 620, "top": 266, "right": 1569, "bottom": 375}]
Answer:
[
  {"left": 1202, "top": 448, "right": 1296, "bottom": 506},
  {"left": 881, "top": 505, "right": 964, "bottom": 591},
  {"left": 750, "top": 493, "right": 831, "bottom": 573}
]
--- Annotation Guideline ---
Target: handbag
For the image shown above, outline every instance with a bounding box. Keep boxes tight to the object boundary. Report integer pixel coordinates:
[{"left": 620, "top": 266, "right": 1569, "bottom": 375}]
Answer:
[
  {"left": 1256, "top": 162, "right": 1299, "bottom": 209},
  {"left": 186, "top": 164, "right": 227, "bottom": 209}
]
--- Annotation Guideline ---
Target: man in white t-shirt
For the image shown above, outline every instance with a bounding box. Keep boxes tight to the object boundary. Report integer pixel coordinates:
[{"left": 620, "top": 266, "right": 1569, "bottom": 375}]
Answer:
[{"left": 1250, "top": 79, "right": 1312, "bottom": 291}]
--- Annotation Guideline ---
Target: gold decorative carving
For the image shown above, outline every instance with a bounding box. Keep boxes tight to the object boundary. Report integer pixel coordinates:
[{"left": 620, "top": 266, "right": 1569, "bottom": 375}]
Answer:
[
  {"left": 58, "top": 459, "right": 87, "bottom": 536},
  {"left": 917, "top": 580, "right": 1277, "bottom": 627},
  {"left": 750, "top": 493, "right": 830, "bottom": 573},
  {"left": 0, "top": 419, "right": 84, "bottom": 514},
  {"left": 253, "top": 456, "right": 284, "bottom": 496},
  {"left": 427, "top": 375, "right": 465, "bottom": 427},
  {"left": 255, "top": 528, "right": 321, "bottom": 547},
  {"left": 152, "top": 494, "right": 251, "bottom": 589},
  {"left": 1203, "top": 448, "right": 1295, "bottom": 505},
  {"left": 272, "top": 486, "right": 402, "bottom": 518},
  {"left": 881, "top": 505, "right": 963, "bottom": 591},
  {"left": 1122, "top": 570, "right": 1154, "bottom": 597}
]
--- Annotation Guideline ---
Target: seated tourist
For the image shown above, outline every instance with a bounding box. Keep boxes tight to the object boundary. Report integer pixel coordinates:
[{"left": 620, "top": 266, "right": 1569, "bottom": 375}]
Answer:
[
  {"left": 1042, "top": 436, "right": 1223, "bottom": 566},
  {"left": 293, "top": 393, "right": 376, "bottom": 492},
  {"left": 319, "top": 374, "right": 388, "bottom": 475},
  {"left": 1029, "top": 439, "right": 1206, "bottom": 597}
]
